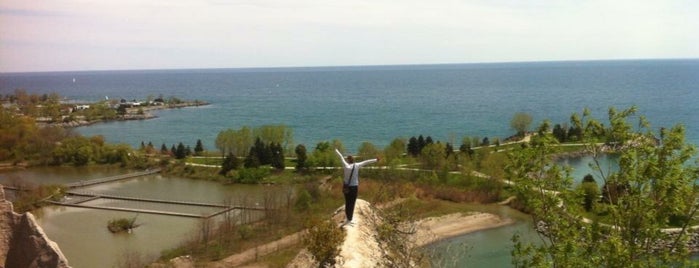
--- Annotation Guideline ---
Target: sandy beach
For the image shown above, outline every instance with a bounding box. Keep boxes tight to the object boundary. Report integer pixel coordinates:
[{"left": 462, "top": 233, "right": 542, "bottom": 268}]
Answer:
[{"left": 415, "top": 212, "right": 515, "bottom": 247}]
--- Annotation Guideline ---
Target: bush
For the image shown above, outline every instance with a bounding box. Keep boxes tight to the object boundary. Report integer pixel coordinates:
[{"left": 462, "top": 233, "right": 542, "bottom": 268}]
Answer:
[
  {"left": 304, "top": 218, "right": 344, "bottom": 267},
  {"left": 295, "top": 189, "right": 312, "bottom": 212},
  {"left": 236, "top": 168, "right": 269, "bottom": 184}
]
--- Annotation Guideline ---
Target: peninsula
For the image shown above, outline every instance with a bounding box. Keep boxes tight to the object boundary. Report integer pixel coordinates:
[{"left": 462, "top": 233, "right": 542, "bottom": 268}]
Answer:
[{"left": 1, "top": 90, "right": 209, "bottom": 128}]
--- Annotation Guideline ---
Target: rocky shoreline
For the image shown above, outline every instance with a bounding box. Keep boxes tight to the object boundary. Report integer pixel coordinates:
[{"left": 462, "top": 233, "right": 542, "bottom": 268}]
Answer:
[{"left": 42, "top": 101, "right": 208, "bottom": 128}]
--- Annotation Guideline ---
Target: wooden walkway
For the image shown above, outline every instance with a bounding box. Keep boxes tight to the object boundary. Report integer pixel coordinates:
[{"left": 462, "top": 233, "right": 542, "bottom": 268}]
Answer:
[
  {"left": 5, "top": 169, "right": 270, "bottom": 219},
  {"left": 64, "top": 168, "right": 162, "bottom": 188},
  {"left": 51, "top": 190, "right": 268, "bottom": 219}
]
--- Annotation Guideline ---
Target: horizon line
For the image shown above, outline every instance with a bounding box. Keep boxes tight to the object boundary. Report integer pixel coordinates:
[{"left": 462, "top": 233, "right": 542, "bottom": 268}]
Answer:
[{"left": 2, "top": 57, "right": 697, "bottom": 75}]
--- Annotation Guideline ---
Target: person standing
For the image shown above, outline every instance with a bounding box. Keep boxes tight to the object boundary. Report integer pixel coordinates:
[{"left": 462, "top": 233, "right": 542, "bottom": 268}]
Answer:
[{"left": 335, "top": 148, "right": 378, "bottom": 226}]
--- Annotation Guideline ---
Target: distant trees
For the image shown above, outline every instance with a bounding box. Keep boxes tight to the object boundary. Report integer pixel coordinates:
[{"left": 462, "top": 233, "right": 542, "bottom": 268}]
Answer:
[
  {"left": 215, "top": 125, "right": 293, "bottom": 157},
  {"left": 51, "top": 136, "right": 133, "bottom": 166},
  {"left": 0, "top": 107, "right": 142, "bottom": 166},
  {"left": 243, "top": 137, "right": 285, "bottom": 170},
  {"left": 407, "top": 135, "right": 433, "bottom": 156}
]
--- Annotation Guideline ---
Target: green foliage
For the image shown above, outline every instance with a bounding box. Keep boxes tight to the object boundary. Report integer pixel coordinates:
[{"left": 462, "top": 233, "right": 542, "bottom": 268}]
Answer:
[
  {"left": 420, "top": 142, "right": 446, "bottom": 170},
  {"left": 294, "top": 144, "right": 308, "bottom": 171},
  {"left": 11, "top": 184, "right": 66, "bottom": 213},
  {"left": 51, "top": 135, "right": 134, "bottom": 166},
  {"left": 307, "top": 141, "right": 340, "bottom": 168},
  {"left": 194, "top": 139, "right": 204, "bottom": 156},
  {"left": 215, "top": 125, "right": 293, "bottom": 157},
  {"left": 358, "top": 141, "right": 379, "bottom": 160},
  {"left": 236, "top": 168, "right": 269, "bottom": 184},
  {"left": 219, "top": 153, "right": 240, "bottom": 175},
  {"left": 383, "top": 138, "right": 406, "bottom": 166},
  {"left": 294, "top": 189, "right": 312, "bottom": 212},
  {"left": 507, "top": 106, "right": 699, "bottom": 267},
  {"left": 215, "top": 126, "right": 253, "bottom": 157},
  {"left": 510, "top": 112, "right": 533, "bottom": 137},
  {"left": 579, "top": 179, "right": 599, "bottom": 212},
  {"left": 303, "top": 218, "right": 344, "bottom": 267},
  {"left": 175, "top": 142, "right": 187, "bottom": 159},
  {"left": 107, "top": 215, "right": 140, "bottom": 233}
]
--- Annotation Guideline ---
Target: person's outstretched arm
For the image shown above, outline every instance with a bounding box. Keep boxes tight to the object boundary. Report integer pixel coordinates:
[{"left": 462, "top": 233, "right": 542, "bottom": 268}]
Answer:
[
  {"left": 335, "top": 148, "right": 350, "bottom": 168},
  {"left": 355, "top": 158, "right": 378, "bottom": 168}
]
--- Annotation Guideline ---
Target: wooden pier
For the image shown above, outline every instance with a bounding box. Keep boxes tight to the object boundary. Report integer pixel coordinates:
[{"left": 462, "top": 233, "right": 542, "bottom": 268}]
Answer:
[
  {"left": 64, "top": 168, "right": 162, "bottom": 188},
  {"left": 5, "top": 169, "right": 269, "bottom": 219},
  {"left": 50, "top": 190, "right": 268, "bottom": 219}
]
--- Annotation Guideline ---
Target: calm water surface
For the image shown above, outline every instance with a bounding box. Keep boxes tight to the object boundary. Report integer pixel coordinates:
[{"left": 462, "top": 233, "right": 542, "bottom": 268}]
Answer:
[{"left": 0, "top": 167, "right": 276, "bottom": 268}]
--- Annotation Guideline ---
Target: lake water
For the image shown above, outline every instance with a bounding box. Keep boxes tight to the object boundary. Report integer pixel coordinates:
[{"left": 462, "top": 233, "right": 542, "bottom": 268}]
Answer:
[{"left": 2, "top": 59, "right": 697, "bottom": 153}]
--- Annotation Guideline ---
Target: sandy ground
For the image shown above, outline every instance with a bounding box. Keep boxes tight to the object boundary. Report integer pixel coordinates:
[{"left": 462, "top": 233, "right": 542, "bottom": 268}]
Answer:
[
  {"left": 195, "top": 199, "right": 515, "bottom": 268},
  {"left": 415, "top": 212, "right": 514, "bottom": 247}
]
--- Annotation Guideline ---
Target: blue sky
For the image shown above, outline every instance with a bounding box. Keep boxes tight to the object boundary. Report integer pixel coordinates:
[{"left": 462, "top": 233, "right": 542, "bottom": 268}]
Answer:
[{"left": 1, "top": 0, "right": 697, "bottom": 72}]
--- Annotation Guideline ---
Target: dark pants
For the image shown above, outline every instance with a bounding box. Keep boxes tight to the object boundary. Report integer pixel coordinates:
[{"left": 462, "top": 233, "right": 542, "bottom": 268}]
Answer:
[{"left": 343, "top": 186, "right": 359, "bottom": 221}]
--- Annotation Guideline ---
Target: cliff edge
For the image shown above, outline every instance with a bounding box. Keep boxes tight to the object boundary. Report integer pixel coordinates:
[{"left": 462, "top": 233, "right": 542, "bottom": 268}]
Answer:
[
  {"left": 287, "top": 199, "right": 387, "bottom": 268},
  {"left": 0, "top": 185, "right": 70, "bottom": 268}
]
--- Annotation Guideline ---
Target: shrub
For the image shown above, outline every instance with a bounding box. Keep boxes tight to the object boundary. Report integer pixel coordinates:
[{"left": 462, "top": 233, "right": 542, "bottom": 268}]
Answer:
[
  {"left": 295, "top": 189, "right": 312, "bottom": 211},
  {"left": 304, "top": 218, "right": 344, "bottom": 267},
  {"left": 236, "top": 168, "right": 269, "bottom": 184}
]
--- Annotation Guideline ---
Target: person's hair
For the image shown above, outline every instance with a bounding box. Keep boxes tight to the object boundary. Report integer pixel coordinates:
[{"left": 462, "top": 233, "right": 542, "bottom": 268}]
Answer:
[{"left": 346, "top": 155, "right": 354, "bottom": 163}]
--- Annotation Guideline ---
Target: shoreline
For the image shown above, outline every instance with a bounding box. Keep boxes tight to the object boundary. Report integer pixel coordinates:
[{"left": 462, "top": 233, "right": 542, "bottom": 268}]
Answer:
[
  {"left": 41, "top": 101, "right": 209, "bottom": 128},
  {"left": 415, "top": 212, "right": 515, "bottom": 247}
]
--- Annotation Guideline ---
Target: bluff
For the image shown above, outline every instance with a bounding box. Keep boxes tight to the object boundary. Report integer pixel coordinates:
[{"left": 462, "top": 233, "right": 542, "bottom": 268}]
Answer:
[{"left": 0, "top": 185, "right": 70, "bottom": 268}]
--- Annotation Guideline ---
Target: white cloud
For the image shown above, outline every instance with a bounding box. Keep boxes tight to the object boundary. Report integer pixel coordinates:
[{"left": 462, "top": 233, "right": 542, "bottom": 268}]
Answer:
[{"left": 1, "top": 0, "right": 697, "bottom": 72}]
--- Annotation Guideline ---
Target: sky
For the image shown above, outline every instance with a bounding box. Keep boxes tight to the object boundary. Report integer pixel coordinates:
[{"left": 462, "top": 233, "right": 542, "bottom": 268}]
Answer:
[{"left": 1, "top": 0, "right": 698, "bottom": 72}]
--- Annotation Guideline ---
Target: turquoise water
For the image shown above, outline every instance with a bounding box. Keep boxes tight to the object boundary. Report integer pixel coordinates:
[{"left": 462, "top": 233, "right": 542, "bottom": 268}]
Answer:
[{"left": 2, "top": 59, "right": 697, "bottom": 153}]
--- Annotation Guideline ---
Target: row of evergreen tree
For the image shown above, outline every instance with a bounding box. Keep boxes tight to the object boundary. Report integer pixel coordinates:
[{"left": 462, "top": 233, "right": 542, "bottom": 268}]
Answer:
[
  {"left": 140, "top": 139, "right": 205, "bottom": 159},
  {"left": 219, "top": 138, "right": 286, "bottom": 176}
]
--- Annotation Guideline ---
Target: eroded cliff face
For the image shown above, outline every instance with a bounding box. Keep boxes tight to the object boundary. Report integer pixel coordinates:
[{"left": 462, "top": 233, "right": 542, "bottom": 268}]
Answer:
[{"left": 0, "top": 185, "right": 70, "bottom": 268}]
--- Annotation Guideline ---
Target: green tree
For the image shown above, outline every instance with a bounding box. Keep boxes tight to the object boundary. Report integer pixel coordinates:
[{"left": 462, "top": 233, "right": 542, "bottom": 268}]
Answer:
[
  {"left": 215, "top": 127, "right": 253, "bottom": 157},
  {"left": 383, "top": 138, "right": 406, "bottom": 166},
  {"left": 308, "top": 141, "right": 340, "bottom": 168},
  {"left": 420, "top": 142, "right": 446, "bottom": 170},
  {"left": 459, "top": 136, "right": 474, "bottom": 157},
  {"left": 270, "top": 142, "right": 285, "bottom": 170},
  {"left": 407, "top": 136, "right": 419, "bottom": 156},
  {"left": 175, "top": 142, "right": 186, "bottom": 159},
  {"left": 568, "top": 112, "right": 584, "bottom": 141},
  {"left": 194, "top": 139, "right": 204, "bottom": 156},
  {"left": 253, "top": 124, "right": 294, "bottom": 153},
  {"left": 510, "top": 112, "right": 533, "bottom": 138},
  {"left": 219, "top": 153, "right": 239, "bottom": 176},
  {"left": 358, "top": 141, "right": 379, "bottom": 160},
  {"left": 579, "top": 174, "right": 599, "bottom": 212},
  {"left": 508, "top": 107, "right": 699, "bottom": 267},
  {"left": 294, "top": 189, "right": 312, "bottom": 211},
  {"left": 294, "top": 144, "right": 308, "bottom": 171}
]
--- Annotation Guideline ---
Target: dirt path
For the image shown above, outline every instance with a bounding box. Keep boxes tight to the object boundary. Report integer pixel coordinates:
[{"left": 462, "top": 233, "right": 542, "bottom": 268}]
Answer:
[{"left": 206, "top": 231, "right": 305, "bottom": 268}]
